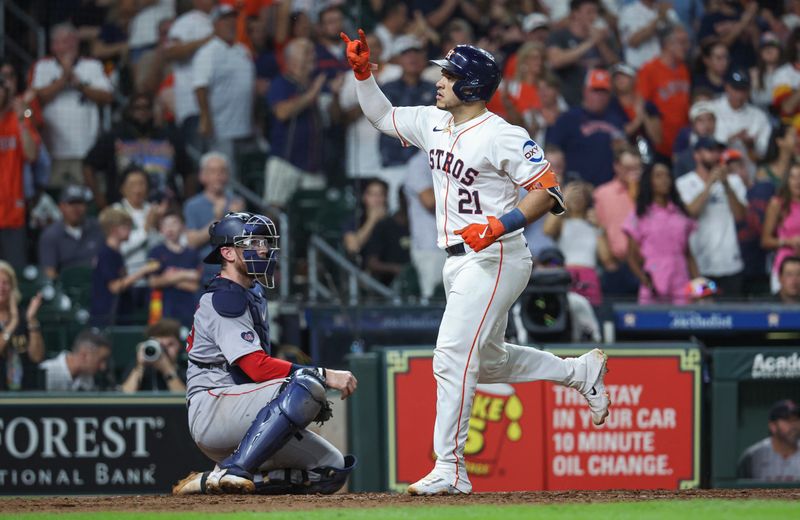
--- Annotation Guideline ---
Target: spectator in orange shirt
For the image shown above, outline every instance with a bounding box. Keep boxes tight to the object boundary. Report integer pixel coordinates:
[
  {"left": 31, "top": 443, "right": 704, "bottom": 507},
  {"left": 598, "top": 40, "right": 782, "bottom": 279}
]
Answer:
[
  {"left": 487, "top": 42, "right": 544, "bottom": 136},
  {"left": 501, "top": 13, "right": 551, "bottom": 78},
  {"left": 219, "top": 0, "right": 272, "bottom": 51},
  {"left": 0, "top": 76, "right": 38, "bottom": 271},
  {"left": 637, "top": 24, "right": 691, "bottom": 160},
  {"left": 609, "top": 63, "right": 662, "bottom": 164}
]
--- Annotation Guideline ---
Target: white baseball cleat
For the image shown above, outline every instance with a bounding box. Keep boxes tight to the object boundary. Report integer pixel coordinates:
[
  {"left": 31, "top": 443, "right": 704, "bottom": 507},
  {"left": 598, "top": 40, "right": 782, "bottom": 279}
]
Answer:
[
  {"left": 204, "top": 468, "right": 256, "bottom": 494},
  {"left": 172, "top": 471, "right": 207, "bottom": 495},
  {"left": 579, "top": 348, "right": 611, "bottom": 426},
  {"left": 407, "top": 471, "right": 471, "bottom": 496}
]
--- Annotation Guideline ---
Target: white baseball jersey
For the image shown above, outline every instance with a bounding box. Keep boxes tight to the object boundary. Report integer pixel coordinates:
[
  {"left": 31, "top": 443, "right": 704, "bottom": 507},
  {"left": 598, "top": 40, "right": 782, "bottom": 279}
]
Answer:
[{"left": 388, "top": 105, "right": 552, "bottom": 249}]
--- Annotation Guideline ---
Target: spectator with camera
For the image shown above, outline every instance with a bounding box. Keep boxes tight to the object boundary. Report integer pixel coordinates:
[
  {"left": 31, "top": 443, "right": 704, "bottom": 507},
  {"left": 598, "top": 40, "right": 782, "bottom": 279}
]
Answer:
[
  {"left": 83, "top": 92, "right": 194, "bottom": 209},
  {"left": 38, "top": 184, "right": 105, "bottom": 280},
  {"left": 120, "top": 318, "right": 187, "bottom": 393},
  {"left": 0, "top": 261, "right": 44, "bottom": 391},
  {"left": 38, "top": 330, "right": 111, "bottom": 391},
  {"left": 510, "top": 248, "right": 601, "bottom": 344},
  {"left": 147, "top": 210, "right": 202, "bottom": 327}
]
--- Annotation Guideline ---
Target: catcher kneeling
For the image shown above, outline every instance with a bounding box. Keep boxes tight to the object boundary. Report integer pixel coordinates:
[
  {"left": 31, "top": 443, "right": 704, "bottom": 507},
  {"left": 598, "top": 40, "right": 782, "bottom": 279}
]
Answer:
[{"left": 173, "top": 211, "right": 357, "bottom": 495}]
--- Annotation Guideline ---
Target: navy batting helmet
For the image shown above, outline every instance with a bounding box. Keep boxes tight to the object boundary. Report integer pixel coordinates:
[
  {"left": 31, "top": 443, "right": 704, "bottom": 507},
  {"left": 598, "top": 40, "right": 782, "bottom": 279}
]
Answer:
[
  {"left": 204, "top": 212, "right": 280, "bottom": 288},
  {"left": 430, "top": 45, "right": 501, "bottom": 103}
]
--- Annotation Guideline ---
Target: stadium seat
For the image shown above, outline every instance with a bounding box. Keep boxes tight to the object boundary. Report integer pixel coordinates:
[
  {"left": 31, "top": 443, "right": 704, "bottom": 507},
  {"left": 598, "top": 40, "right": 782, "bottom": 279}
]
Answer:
[
  {"left": 18, "top": 265, "right": 49, "bottom": 302},
  {"left": 59, "top": 265, "right": 93, "bottom": 308},
  {"left": 392, "top": 264, "right": 420, "bottom": 298},
  {"left": 237, "top": 150, "right": 268, "bottom": 197},
  {"left": 105, "top": 325, "right": 147, "bottom": 377}
]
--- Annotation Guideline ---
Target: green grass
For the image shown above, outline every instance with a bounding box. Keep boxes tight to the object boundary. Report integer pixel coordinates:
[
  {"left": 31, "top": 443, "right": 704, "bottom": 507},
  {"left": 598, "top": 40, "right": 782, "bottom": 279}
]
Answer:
[{"left": 5, "top": 500, "right": 800, "bottom": 520}]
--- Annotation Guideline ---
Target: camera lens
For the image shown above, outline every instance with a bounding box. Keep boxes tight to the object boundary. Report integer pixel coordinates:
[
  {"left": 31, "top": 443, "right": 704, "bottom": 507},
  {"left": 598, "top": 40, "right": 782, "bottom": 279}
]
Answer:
[{"left": 140, "top": 339, "right": 162, "bottom": 362}]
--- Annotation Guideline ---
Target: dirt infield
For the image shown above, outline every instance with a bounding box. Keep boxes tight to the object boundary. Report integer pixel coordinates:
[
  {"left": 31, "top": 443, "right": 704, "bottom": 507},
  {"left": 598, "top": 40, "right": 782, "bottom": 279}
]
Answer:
[{"left": 4, "top": 489, "right": 800, "bottom": 514}]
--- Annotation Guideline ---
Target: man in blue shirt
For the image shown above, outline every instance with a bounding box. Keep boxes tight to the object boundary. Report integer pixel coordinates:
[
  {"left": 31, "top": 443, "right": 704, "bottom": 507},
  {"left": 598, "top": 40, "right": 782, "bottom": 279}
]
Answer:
[
  {"left": 183, "top": 152, "right": 245, "bottom": 284},
  {"left": 546, "top": 69, "right": 627, "bottom": 187}
]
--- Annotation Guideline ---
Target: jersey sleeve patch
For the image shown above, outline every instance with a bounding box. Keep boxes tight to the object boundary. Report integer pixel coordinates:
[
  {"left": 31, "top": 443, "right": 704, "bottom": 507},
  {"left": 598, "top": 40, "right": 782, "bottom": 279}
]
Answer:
[
  {"left": 212, "top": 289, "right": 248, "bottom": 317},
  {"left": 522, "top": 139, "right": 544, "bottom": 163}
]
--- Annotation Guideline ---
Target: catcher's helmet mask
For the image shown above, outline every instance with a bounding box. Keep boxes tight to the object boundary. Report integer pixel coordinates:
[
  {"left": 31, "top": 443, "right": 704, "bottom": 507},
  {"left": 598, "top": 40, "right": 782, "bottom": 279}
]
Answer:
[
  {"left": 430, "top": 45, "right": 502, "bottom": 103},
  {"left": 204, "top": 212, "right": 280, "bottom": 288}
]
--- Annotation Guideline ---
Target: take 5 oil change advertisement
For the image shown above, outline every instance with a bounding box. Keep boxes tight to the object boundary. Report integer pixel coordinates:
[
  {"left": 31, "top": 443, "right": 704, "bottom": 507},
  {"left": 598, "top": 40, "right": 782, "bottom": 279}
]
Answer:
[{"left": 385, "top": 347, "right": 701, "bottom": 491}]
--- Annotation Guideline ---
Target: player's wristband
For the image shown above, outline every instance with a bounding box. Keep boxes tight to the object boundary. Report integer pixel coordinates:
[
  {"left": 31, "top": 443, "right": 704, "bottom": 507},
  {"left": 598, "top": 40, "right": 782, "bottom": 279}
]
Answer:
[
  {"left": 498, "top": 208, "right": 526, "bottom": 234},
  {"left": 289, "top": 364, "right": 327, "bottom": 382}
]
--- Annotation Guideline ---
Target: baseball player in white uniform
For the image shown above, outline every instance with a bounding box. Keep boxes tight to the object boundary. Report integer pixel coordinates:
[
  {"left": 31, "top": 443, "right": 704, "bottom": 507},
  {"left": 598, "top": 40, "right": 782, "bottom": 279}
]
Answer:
[
  {"left": 172, "top": 212, "right": 357, "bottom": 495},
  {"left": 341, "top": 30, "right": 611, "bottom": 495}
]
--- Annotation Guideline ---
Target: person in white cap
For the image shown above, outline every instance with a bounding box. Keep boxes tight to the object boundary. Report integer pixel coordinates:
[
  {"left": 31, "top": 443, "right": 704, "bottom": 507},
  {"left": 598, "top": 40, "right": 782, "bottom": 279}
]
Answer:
[{"left": 673, "top": 100, "right": 717, "bottom": 177}]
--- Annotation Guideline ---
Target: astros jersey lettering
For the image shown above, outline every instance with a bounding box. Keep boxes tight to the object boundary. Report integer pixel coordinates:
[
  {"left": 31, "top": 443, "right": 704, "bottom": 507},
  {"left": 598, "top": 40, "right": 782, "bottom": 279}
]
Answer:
[{"left": 389, "top": 105, "right": 553, "bottom": 248}]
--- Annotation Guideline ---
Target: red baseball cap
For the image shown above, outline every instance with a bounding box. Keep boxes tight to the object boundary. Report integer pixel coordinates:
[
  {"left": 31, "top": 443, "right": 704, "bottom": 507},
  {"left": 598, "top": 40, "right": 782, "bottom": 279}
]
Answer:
[
  {"left": 721, "top": 148, "right": 743, "bottom": 163},
  {"left": 585, "top": 69, "right": 611, "bottom": 91}
]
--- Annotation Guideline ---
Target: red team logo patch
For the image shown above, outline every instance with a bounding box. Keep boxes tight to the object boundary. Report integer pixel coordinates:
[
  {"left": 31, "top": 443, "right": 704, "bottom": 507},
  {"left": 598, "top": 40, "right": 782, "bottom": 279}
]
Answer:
[{"left": 241, "top": 331, "right": 255, "bottom": 343}]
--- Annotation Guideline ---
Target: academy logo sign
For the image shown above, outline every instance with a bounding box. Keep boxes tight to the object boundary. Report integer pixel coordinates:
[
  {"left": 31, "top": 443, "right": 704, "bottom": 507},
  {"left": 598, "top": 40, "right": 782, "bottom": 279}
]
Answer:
[{"left": 751, "top": 353, "right": 800, "bottom": 379}]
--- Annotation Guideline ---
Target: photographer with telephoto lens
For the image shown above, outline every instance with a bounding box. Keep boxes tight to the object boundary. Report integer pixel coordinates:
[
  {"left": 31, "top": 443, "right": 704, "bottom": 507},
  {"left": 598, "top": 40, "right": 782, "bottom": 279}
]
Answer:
[{"left": 120, "top": 318, "right": 186, "bottom": 393}]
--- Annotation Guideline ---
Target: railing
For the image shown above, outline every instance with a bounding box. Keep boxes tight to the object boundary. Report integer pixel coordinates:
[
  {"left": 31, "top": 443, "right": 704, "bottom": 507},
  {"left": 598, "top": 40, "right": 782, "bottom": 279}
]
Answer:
[
  {"left": 0, "top": 0, "right": 45, "bottom": 68},
  {"left": 228, "top": 178, "right": 291, "bottom": 302},
  {"left": 307, "top": 234, "right": 399, "bottom": 305}
]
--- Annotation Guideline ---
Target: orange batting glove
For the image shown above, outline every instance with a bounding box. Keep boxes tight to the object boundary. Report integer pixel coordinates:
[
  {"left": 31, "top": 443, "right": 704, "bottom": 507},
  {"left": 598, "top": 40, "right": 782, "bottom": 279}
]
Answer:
[
  {"left": 340, "top": 29, "right": 373, "bottom": 81},
  {"left": 455, "top": 216, "right": 506, "bottom": 252}
]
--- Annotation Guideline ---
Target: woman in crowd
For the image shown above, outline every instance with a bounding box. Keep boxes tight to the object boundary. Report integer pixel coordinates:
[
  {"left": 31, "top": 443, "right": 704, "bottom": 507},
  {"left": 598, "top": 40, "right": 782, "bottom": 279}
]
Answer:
[
  {"left": 543, "top": 181, "right": 614, "bottom": 306},
  {"left": 693, "top": 39, "right": 729, "bottom": 96},
  {"left": 624, "top": 162, "right": 698, "bottom": 305},
  {"left": 0, "top": 261, "right": 44, "bottom": 390},
  {"left": 758, "top": 125, "right": 797, "bottom": 186},
  {"left": 762, "top": 163, "right": 800, "bottom": 292},
  {"left": 343, "top": 178, "right": 389, "bottom": 263},
  {"left": 749, "top": 32, "right": 784, "bottom": 110}
]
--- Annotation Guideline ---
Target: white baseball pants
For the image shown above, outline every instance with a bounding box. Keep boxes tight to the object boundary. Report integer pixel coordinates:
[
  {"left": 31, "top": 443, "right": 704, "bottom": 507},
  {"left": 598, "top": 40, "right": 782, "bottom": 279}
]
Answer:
[{"left": 431, "top": 235, "right": 578, "bottom": 491}]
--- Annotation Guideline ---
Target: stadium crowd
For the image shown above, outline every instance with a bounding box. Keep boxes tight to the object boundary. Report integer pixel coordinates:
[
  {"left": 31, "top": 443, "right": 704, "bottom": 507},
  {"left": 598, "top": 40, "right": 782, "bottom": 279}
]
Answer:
[{"left": 3, "top": 0, "right": 800, "bottom": 391}]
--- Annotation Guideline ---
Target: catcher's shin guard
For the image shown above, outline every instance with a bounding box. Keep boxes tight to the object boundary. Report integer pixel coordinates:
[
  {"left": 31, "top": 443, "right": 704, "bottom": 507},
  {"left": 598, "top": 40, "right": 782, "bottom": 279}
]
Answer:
[
  {"left": 255, "top": 455, "right": 357, "bottom": 495},
  {"left": 218, "top": 371, "right": 328, "bottom": 478}
]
